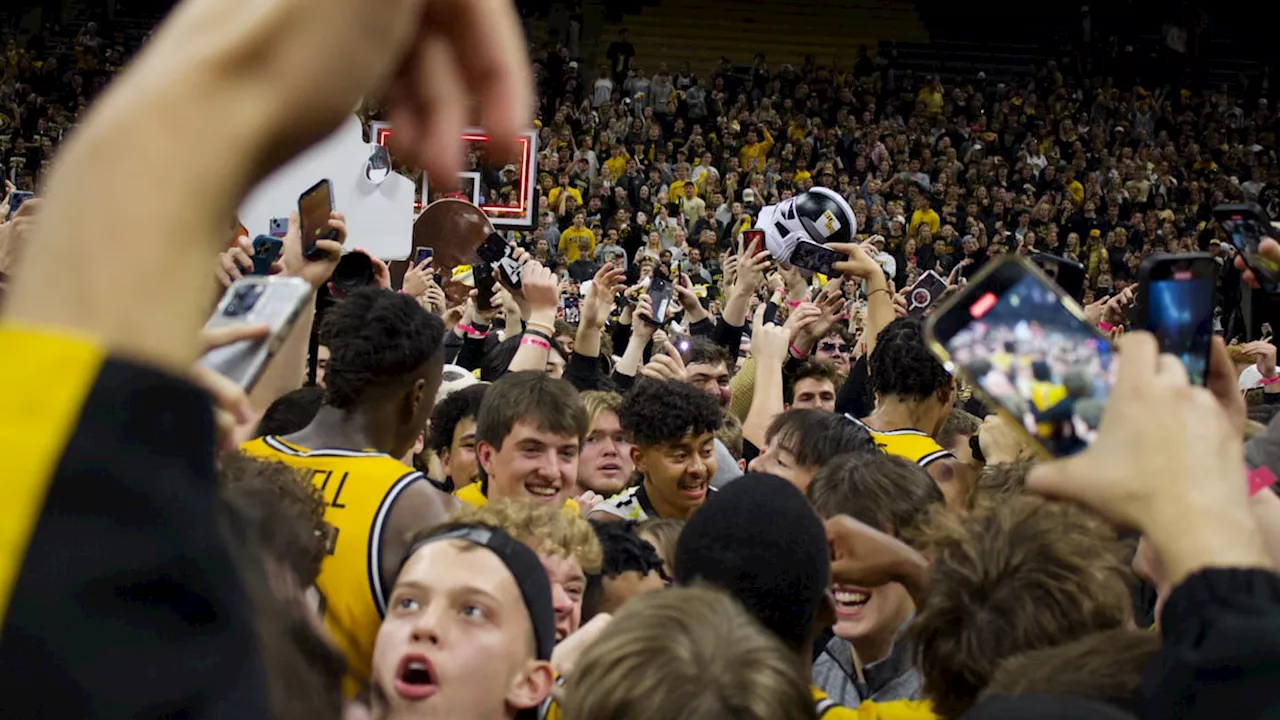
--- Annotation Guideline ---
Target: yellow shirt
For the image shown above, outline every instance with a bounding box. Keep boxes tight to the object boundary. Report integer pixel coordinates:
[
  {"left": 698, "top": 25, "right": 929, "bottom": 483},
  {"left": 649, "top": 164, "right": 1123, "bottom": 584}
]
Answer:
[
  {"left": 455, "top": 481, "right": 580, "bottom": 514},
  {"left": 0, "top": 325, "right": 104, "bottom": 623},
  {"left": 846, "top": 417, "right": 953, "bottom": 468},
  {"left": 240, "top": 436, "right": 429, "bottom": 696},
  {"left": 668, "top": 178, "right": 698, "bottom": 199},
  {"left": 548, "top": 186, "right": 583, "bottom": 210},
  {"left": 455, "top": 481, "right": 487, "bottom": 507},
  {"left": 558, "top": 227, "right": 596, "bottom": 263},
  {"left": 909, "top": 209, "right": 941, "bottom": 237},
  {"left": 603, "top": 154, "right": 629, "bottom": 180},
  {"left": 813, "top": 687, "right": 937, "bottom": 719},
  {"left": 739, "top": 126, "right": 775, "bottom": 171}
]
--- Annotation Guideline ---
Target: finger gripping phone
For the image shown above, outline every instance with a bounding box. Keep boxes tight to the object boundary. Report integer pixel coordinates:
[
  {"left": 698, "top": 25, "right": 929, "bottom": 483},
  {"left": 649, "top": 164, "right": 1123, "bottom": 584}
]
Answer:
[
  {"left": 1215, "top": 202, "right": 1280, "bottom": 292},
  {"left": 926, "top": 256, "right": 1115, "bottom": 458},
  {"left": 414, "top": 247, "right": 434, "bottom": 265},
  {"left": 789, "top": 239, "right": 848, "bottom": 276},
  {"left": 1137, "top": 253, "right": 1214, "bottom": 386},
  {"left": 250, "top": 235, "right": 284, "bottom": 276},
  {"left": 298, "top": 179, "right": 338, "bottom": 260},
  {"left": 199, "top": 276, "right": 313, "bottom": 390}
]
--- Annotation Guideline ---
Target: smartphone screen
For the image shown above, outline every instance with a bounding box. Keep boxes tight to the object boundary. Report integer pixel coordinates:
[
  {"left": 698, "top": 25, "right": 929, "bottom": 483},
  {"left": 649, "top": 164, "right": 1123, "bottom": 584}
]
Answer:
[
  {"left": 298, "top": 179, "right": 337, "bottom": 258},
  {"left": 742, "top": 229, "right": 765, "bottom": 253},
  {"left": 928, "top": 257, "right": 1114, "bottom": 458},
  {"left": 1140, "top": 254, "right": 1214, "bottom": 386},
  {"left": 9, "top": 190, "right": 33, "bottom": 216},
  {"left": 1215, "top": 203, "right": 1280, "bottom": 292},
  {"left": 646, "top": 276, "right": 674, "bottom": 325},
  {"left": 789, "top": 240, "right": 847, "bottom": 276},
  {"left": 906, "top": 271, "right": 949, "bottom": 316},
  {"left": 561, "top": 295, "right": 581, "bottom": 324},
  {"left": 414, "top": 247, "right": 434, "bottom": 265}
]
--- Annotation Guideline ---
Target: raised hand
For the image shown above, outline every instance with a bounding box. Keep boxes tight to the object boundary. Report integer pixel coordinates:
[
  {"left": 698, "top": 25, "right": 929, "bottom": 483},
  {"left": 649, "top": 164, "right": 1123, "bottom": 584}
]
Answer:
[
  {"left": 403, "top": 256, "right": 435, "bottom": 299},
  {"left": 285, "top": 211, "right": 344, "bottom": 290},
  {"left": 640, "top": 340, "right": 687, "bottom": 382},
  {"left": 583, "top": 262, "right": 627, "bottom": 328}
]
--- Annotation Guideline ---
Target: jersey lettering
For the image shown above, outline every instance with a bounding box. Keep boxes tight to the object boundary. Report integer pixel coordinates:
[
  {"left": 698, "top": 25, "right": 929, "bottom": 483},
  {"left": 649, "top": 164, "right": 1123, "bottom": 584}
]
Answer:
[{"left": 318, "top": 470, "right": 350, "bottom": 509}]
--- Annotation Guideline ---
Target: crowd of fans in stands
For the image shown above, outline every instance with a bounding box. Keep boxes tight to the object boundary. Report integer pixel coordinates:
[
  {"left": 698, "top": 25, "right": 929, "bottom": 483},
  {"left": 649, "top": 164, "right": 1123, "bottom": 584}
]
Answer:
[{"left": 5, "top": 4, "right": 1280, "bottom": 720}]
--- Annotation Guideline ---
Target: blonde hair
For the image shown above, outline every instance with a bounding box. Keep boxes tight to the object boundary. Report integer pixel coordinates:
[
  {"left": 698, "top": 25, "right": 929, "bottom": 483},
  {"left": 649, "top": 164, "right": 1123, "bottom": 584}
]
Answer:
[
  {"left": 563, "top": 586, "right": 816, "bottom": 720},
  {"left": 449, "top": 499, "right": 603, "bottom": 573},
  {"left": 580, "top": 390, "right": 624, "bottom": 430}
]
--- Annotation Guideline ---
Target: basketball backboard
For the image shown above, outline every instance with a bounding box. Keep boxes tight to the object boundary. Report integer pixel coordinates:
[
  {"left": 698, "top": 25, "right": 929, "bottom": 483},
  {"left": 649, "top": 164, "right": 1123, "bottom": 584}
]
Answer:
[{"left": 370, "top": 123, "right": 539, "bottom": 230}]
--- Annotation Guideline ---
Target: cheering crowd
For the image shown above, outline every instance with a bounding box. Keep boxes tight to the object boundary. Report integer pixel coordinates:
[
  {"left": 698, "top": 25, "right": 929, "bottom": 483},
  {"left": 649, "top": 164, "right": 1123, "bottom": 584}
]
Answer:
[{"left": 5, "top": 1, "right": 1280, "bottom": 720}]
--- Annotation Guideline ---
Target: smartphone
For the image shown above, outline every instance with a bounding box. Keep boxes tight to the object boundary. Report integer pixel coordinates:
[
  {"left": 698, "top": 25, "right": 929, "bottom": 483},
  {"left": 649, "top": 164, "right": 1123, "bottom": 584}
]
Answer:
[
  {"left": 561, "top": 295, "right": 581, "bottom": 324},
  {"left": 742, "top": 228, "right": 765, "bottom": 254},
  {"left": 199, "top": 276, "right": 312, "bottom": 390},
  {"left": 1137, "top": 253, "right": 1215, "bottom": 386},
  {"left": 298, "top": 179, "right": 338, "bottom": 259},
  {"left": 269, "top": 217, "right": 289, "bottom": 239},
  {"left": 414, "top": 247, "right": 434, "bottom": 266},
  {"left": 645, "top": 275, "right": 674, "bottom": 326},
  {"left": 474, "top": 265, "right": 497, "bottom": 311},
  {"left": 249, "top": 235, "right": 283, "bottom": 276},
  {"left": 926, "top": 256, "right": 1115, "bottom": 458},
  {"left": 789, "top": 239, "right": 848, "bottom": 276},
  {"left": 477, "top": 232, "right": 522, "bottom": 289},
  {"left": 905, "top": 270, "right": 949, "bottom": 317},
  {"left": 9, "top": 190, "right": 33, "bottom": 216},
  {"left": 1029, "top": 253, "right": 1087, "bottom": 303},
  {"left": 1215, "top": 203, "right": 1280, "bottom": 292}
]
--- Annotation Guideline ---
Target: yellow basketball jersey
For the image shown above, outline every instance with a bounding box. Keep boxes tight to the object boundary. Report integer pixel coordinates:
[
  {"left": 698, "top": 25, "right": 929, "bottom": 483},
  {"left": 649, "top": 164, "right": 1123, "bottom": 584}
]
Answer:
[
  {"left": 845, "top": 416, "right": 953, "bottom": 467},
  {"left": 240, "top": 435, "right": 428, "bottom": 696}
]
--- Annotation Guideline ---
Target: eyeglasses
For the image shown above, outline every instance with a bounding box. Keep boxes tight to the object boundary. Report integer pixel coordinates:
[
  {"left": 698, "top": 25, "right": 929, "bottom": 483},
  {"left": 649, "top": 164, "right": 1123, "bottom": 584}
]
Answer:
[{"left": 818, "top": 341, "right": 852, "bottom": 354}]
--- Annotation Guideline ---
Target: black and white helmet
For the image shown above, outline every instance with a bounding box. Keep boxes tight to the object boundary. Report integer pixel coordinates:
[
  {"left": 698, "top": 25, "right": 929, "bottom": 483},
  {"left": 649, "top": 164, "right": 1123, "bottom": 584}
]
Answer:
[{"left": 756, "top": 187, "right": 857, "bottom": 263}]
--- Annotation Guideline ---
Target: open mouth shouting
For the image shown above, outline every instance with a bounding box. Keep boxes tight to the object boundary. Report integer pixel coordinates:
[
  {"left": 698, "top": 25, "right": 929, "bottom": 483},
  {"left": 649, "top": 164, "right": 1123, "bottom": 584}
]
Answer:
[
  {"left": 832, "top": 585, "right": 872, "bottom": 618},
  {"left": 394, "top": 653, "right": 439, "bottom": 701}
]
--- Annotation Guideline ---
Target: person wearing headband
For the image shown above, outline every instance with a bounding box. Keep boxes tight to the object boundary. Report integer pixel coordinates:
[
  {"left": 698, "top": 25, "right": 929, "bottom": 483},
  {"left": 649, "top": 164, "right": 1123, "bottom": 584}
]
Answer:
[{"left": 371, "top": 524, "right": 556, "bottom": 720}]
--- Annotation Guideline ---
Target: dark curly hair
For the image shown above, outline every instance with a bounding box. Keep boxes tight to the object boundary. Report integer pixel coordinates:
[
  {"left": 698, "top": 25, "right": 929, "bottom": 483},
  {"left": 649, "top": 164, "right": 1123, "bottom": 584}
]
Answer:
[
  {"left": 427, "top": 384, "right": 488, "bottom": 455},
  {"left": 619, "top": 378, "right": 723, "bottom": 448},
  {"left": 319, "top": 288, "right": 444, "bottom": 410},
  {"left": 582, "top": 520, "right": 669, "bottom": 622},
  {"left": 868, "top": 316, "right": 951, "bottom": 402}
]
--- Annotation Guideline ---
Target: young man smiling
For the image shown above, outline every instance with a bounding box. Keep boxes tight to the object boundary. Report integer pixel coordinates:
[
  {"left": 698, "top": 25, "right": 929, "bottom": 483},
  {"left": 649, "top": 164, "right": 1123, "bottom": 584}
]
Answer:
[
  {"left": 457, "top": 372, "right": 589, "bottom": 508},
  {"left": 591, "top": 379, "right": 722, "bottom": 522}
]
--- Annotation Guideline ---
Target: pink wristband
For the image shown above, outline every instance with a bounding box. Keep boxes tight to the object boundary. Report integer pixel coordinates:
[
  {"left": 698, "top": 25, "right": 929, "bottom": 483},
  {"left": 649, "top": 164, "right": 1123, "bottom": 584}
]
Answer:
[
  {"left": 789, "top": 344, "right": 810, "bottom": 359},
  {"left": 1249, "top": 465, "right": 1278, "bottom": 496},
  {"left": 1098, "top": 321, "right": 1115, "bottom": 332},
  {"left": 521, "top": 335, "right": 551, "bottom": 351},
  {"left": 788, "top": 300, "right": 803, "bottom": 308},
  {"left": 1260, "top": 375, "right": 1280, "bottom": 387}
]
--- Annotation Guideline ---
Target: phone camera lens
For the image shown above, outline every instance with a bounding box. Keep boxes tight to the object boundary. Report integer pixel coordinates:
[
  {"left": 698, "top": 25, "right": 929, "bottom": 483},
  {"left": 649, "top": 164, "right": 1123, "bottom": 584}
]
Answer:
[{"left": 225, "top": 284, "right": 265, "bottom": 317}]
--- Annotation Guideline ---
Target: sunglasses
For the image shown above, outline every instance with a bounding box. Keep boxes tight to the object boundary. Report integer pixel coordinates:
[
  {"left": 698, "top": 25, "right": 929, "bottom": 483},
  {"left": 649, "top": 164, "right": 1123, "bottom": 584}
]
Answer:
[{"left": 818, "top": 341, "right": 852, "bottom": 354}]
